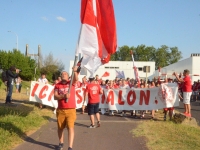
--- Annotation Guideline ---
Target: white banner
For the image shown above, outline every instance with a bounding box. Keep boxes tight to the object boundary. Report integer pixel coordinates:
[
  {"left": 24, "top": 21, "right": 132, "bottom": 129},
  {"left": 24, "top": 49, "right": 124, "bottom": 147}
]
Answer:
[{"left": 29, "top": 81, "right": 179, "bottom": 110}]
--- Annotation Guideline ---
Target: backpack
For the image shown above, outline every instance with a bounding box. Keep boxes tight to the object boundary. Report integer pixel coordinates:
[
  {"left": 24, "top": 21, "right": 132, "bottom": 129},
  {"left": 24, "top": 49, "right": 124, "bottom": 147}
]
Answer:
[{"left": 1, "top": 70, "right": 8, "bottom": 82}]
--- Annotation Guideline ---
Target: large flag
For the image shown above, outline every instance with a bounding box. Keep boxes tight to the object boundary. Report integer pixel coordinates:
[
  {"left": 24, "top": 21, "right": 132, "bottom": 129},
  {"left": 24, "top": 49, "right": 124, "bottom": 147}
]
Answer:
[
  {"left": 115, "top": 70, "right": 125, "bottom": 79},
  {"left": 76, "top": 0, "right": 117, "bottom": 77}
]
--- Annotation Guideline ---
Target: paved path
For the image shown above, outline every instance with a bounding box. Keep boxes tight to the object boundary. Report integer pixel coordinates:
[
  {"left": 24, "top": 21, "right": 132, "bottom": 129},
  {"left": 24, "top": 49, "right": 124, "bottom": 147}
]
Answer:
[{"left": 14, "top": 112, "right": 148, "bottom": 150}]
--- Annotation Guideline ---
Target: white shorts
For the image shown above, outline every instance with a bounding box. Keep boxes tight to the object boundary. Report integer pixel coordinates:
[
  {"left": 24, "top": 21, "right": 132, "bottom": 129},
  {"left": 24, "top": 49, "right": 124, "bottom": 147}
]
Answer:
[{"left": 183, "top": 92, "right": 192, "bottom": 104}]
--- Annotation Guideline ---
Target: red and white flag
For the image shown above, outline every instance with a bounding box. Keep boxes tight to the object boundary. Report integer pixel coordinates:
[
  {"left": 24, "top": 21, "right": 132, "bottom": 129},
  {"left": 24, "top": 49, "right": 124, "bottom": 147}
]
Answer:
[
  {"left": 130, "top": 51, "right": 140, "bottom": 86},
  {"left": 76, "top": 0, "right": 117, "bottom": 77},
  {"left": 102, "top": 71, "right": 110, "bottom": 77}
]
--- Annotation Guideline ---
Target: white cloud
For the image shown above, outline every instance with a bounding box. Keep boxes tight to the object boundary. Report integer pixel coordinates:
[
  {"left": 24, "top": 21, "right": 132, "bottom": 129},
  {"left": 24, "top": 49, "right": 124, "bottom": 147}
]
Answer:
[
  {"left": 56, "top": 16, "right": 66, "bottom": 22},
  {"left": 41, "top": 16, "right": 48, "bottom": 21}
]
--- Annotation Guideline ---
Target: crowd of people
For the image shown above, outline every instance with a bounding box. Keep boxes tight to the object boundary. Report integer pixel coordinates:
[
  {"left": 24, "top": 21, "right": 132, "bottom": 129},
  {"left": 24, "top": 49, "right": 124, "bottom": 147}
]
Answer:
[{"left": 69, "top": 73, "right": 198, "bottom": 119}]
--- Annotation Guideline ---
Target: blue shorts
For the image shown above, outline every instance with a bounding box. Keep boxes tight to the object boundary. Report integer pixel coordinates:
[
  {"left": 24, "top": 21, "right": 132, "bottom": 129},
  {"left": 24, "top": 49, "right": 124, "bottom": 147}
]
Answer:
[{"left": 87, "top": 103, "right": 99, "bottom": 115}]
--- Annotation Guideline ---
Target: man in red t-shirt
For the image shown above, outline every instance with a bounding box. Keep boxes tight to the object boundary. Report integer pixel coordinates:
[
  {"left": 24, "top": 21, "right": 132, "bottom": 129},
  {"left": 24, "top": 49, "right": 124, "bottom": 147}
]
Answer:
[
  {"left": 84, "top": 77, "right": 103, "bottom": 128},
  {"left": 54, "top": 67, "right": 78, "bottom": 150},
  {"left": 95, "top": 74, "right": 102, "bottom": 84},
  {"left": 174, "top": 69, "right": 192, "bottom": 117}
]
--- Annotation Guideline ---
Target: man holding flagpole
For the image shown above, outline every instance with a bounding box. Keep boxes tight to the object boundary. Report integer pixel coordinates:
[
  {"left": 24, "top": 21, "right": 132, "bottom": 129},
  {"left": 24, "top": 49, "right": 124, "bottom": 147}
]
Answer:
[{"left": 54, "top": 67, "right": 78, "bottom": 150}]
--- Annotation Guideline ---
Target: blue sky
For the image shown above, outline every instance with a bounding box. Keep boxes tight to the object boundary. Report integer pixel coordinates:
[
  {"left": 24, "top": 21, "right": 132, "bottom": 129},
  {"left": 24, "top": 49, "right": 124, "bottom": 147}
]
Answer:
[{"left": 0, "top": 0, "right": 200, "bottom": 71}]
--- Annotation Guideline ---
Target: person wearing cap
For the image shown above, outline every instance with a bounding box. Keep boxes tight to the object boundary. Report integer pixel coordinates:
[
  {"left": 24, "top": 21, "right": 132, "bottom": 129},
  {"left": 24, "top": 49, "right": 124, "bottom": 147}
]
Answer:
[
  {"left": 173, "top": 69, "right": 192, "bottom": 117},
  {"left": 54, "top": 66, "right": 78, "bottom": 150},
  {"left": 5, "top": 66, "right": 20, "bottom": 104},
  {"left": 84, "top": 77, "right": 103, "bottom": 128}
]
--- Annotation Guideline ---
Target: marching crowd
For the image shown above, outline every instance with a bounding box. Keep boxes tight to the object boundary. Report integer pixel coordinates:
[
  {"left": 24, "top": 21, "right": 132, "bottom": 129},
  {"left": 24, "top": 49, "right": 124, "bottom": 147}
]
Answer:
[{"left": 50, "top": 71, "right": 199, "bottom": 122}]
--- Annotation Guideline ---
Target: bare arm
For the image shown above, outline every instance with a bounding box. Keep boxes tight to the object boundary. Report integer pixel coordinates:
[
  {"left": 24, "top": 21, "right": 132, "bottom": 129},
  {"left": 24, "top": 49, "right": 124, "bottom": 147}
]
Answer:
[
  {"left": 72, "top": 66, "right": 78, "bottom": 84},
  {"left": 73, "top": 72, "right": 78, "bottom": 84},
  {"left": 173, "top": 72, "right": 184, "bottom": 82},
  {"left": 54, "top": 90, "right": 70, "bottom": 100}
]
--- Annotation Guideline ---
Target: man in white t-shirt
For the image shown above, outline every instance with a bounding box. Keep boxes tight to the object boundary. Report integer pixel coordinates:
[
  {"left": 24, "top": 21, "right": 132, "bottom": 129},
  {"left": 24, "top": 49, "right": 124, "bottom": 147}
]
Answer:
[
  {"left": 38, "top": 73, "right": 48, "bottom": 84},
  {"left": 37, "top": 73, "right": 48, "bottom": 109},
  {"left": 119, "top": 79, "right": 130, "bottom": 116}
]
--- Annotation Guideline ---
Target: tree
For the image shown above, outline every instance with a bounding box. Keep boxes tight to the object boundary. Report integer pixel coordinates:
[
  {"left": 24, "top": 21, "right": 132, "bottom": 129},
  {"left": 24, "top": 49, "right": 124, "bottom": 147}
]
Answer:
[
  {"left": 110, "top": 45, "right": 182, "bottom": 69},
  {"left": 0, "top": 49, "right": 36, "bottom": 80},
  {"left": 40, "top": 52, "right": 65, "bottom": 82},
  {"left": 133, "top": 45, "right": 156, "bottom": 61},
  {"left": 168, "top": 47, "right": 182, "bottom": 64},
  {"left": 110, "top": 45, "right": 132, "bottom": 61}
]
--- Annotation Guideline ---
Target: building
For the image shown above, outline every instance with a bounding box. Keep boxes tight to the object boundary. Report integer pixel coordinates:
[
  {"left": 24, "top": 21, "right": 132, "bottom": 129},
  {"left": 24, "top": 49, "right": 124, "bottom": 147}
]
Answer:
[
  {"left": 152, "top": 53, "right": 200, "bottom": 82},
  {"left": 69, "top": 60, "right": 155, "bottom": 81}
]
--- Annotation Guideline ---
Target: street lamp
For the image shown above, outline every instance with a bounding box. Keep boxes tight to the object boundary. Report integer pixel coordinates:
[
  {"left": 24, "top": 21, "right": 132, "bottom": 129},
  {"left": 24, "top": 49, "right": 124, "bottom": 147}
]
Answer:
[{"left": 8, "top": 31, "right": 18, "bottom": 51}]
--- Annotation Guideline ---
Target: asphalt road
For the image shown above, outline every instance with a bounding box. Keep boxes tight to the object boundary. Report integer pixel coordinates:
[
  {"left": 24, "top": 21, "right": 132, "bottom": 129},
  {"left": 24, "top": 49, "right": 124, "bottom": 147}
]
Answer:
[{"left": 13, "top": 111, "right": 148, "bottom": 150}]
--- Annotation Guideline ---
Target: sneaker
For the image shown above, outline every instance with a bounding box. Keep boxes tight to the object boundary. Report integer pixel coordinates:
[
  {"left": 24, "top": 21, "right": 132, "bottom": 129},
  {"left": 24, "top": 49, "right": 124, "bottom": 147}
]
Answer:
[
  {"left": 97, "top": 121, "right": 100, "bottom": 127},
  {"left": 88, "top": 124, "right": 96, "bottom": 128},
  {"left": 68, "top": 147, "right": 73, "bottom": 150},
  {"left": 140, "top": 114, "right": 144, "bottom": 119},
  {"left": 109, "top": 112, "right": 114, "bottom": 116},
  {"left": 185, "top": 113, "right": 191, "bottom": 117},
  {"left": 58, "top": 143, "right": 64, "bottom": 150}
]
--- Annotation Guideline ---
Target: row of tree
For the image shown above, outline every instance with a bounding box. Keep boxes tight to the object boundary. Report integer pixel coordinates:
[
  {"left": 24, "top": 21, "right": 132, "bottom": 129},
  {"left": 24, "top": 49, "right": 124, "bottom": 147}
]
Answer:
[
  {"left": 0, "top": 49, "right": 64, "bottom": 82},
  {"left": 110, "top": 45, "right": 182, "bottom": 69}
]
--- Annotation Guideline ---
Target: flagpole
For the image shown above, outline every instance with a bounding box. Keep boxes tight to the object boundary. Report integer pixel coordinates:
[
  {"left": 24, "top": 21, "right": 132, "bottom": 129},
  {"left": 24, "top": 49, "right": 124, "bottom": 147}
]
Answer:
[
  {"left": 130, "top": 50, "right": 140, "bottom": 86},
  {"left": 66, "top": 25, "right": 83, "bottom": 103}
]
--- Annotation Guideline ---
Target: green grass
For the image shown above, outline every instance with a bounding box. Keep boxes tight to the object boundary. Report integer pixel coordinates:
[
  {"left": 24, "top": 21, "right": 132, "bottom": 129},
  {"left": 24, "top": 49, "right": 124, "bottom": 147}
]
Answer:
[
  {"left": 131, "top": 111, "right": 200, "bottom": 150},
  {"left": 0, "top": 104, "right": 53, "bottom": 150}
]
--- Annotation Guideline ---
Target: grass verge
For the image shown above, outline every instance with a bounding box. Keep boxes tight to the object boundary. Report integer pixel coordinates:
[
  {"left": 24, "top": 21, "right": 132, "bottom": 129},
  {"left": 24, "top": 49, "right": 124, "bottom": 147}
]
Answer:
[
  {"left": 0, "top": 104, "right": 53, "bottom": 150},
  {"left": 131, "top": 110, "right": 200, "bottom": 150}
]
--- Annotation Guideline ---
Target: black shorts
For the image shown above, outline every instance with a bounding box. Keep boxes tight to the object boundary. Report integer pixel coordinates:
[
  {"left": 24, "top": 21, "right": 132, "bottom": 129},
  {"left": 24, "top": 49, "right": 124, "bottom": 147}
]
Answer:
[{"left": 87, "top": 103, "right": 99, "bottom": 115}]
